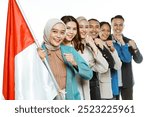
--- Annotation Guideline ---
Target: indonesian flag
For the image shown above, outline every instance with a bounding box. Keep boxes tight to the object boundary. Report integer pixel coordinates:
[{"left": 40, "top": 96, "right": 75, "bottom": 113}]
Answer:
[{"left": 3, "top": 0, "right": 57, "bottom": 100}]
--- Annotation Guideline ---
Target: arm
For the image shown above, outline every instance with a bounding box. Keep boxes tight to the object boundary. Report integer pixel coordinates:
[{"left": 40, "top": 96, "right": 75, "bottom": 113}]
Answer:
[
  {"left": 69, "top": 48, "right": 93, "bottom": 80},
  {"left": 111, "top": 49, "right": 122, "bottom": 70},
  {"left": 132, "top": 49, "right": 143, "bottom": 63},
  {"left": 91, "top": 50, "right": 109, "bottom": 73},
  {"left": 128, "top": 40, "right": 143, "bottom": 63},
  {"left": 113, "top": 34, "right": 132, "bottom": 63}
]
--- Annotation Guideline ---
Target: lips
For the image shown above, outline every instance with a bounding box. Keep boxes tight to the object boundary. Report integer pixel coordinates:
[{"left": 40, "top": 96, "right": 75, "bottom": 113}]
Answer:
[
  {"left": 81, "top": 32, "right": 87, "bottom": 36},
  {"left": 91, "top": 32, "right": 97, "bottom": 35},
  {"left": 67, "top": 35, "right": 73, "bottom": 38}
]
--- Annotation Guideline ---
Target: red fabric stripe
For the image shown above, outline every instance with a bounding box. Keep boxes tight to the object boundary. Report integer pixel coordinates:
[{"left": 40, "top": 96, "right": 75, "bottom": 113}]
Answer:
[{"left": 3, "top": 0, "right": 34, "bottom": 100}]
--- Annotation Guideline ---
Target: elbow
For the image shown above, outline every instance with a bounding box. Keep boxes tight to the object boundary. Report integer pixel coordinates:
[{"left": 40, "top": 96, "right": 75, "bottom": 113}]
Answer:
[
  {"left": 135, "top": 57, "right": 143, "bottom": 63},
  {"left": 79, "top": 69, "right": 93, "bottom": 80}
]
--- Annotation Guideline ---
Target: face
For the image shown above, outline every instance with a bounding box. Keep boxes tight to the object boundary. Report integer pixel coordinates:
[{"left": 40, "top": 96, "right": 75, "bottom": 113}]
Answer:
[
  {"left": 89, "top": 20, "right": 100, "bottom": 39},
  {"left": 99, "top": 24, "right": 111, "bottom": 41},
  {"left": 112, "top": 18, "right": 124, "bottom": 34},
  {"left": 49, "top": 23, "right": 66, "bottom": 47},
  {"left": 78, "top": 20, "right": 89, "bottom": 39},
  {"left": 65, "top": 21, "right": 77, "bottom": 42}
]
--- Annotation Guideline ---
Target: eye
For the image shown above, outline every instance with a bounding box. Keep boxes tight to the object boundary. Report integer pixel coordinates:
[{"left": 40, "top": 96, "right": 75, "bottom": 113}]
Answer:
[
  {"left": 52, "top": 30, "right": 57, "bottom": 33},
  {"left": 79, "top": 25, "right": 83, "bottom": 28},
  {"left": 61, "top": 31, "right": 65, "bottom": 35},
  {"left": 119, "top": 24, "right": 123, "bottom": 27},
  {"left": 85, "top": 25, "right": 89, "bottom": 29},
  {"left": 96, "top": 26, "right": 100, "bottom": 29},
  {"left": 67, "top": 26, "right": 71, "bottom": 30},
  {"left": 89, "top": 25, "right": 93, "bottom": 28},
  {"left": 73, "top": 27, "right": 77, "bottom": 31}
]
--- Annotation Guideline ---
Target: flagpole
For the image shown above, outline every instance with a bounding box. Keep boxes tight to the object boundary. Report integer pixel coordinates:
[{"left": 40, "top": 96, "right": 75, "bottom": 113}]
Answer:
[{"left": 16, "top": 0, "right": 64, "bottom": 100}]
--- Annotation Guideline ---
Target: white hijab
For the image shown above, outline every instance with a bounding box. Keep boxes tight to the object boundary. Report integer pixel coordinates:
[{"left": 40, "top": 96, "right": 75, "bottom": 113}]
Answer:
[{"left": 43, "top": 18, "right": 66, "bottom": 50}]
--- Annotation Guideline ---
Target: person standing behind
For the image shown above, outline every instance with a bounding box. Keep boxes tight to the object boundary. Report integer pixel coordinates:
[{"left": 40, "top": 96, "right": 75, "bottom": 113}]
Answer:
[
  {"left": 88, "top": 18, "right": 100, "bottom": 39},
  {"left": 61, "top": 16, "right": 83, "bottom": 51},
  {"left": 77, "top": 16, "right": 109, "bottom": 100},
  {"left": 61, "top": 15, "right": 90, "bottom": 100},
  {"left": 94, "top": 21, "right": 122, "bottom": 99},
  {"left": 111, "top": 15, "right": 143, "bottom": 100}
]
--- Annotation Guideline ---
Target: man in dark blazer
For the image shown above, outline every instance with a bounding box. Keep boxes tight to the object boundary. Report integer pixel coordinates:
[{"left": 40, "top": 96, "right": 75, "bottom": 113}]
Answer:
[{"left": 111, "top": 15, "right": 143, "bottom": 100}]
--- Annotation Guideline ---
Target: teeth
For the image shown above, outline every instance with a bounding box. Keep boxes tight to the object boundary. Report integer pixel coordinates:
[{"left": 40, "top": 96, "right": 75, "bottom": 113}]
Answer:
[{"left": 81, "top": 33, "right": 86, "bottom": 35}]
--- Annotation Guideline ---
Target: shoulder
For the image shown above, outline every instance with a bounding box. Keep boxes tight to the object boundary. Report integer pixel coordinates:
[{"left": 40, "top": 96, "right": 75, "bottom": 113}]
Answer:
[
  {"left": 60, "top": 44, "right": 76, "bottom": 52},
  {"left": 122, "top": 35, "right": 131, "bottom": 43}
]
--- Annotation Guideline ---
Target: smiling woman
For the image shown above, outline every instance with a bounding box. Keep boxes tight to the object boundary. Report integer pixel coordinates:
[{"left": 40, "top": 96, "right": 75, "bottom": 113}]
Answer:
[
  {"left": 0, "top": 0, "right": 149, "bottom": 102},
  {"left": 38, "top": 18, "right": 93, "bottom": 100}
]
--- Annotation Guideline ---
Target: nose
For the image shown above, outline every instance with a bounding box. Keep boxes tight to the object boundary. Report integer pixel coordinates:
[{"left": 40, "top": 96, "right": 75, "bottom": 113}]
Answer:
[
  {"left": 69, "top": 29, "right": 74, "bottom": 34},
  {"left": 57, "top": 32, "right": 61, "bottom": 38},
  {"left": 92, "top": 27, "right": 96, "bottom": 32},
  {"left": 116, "top": 25, "right": 120, "bottom": 29}
]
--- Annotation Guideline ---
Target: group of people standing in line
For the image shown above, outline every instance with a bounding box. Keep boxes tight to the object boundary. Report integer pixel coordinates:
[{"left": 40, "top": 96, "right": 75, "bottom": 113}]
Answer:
[{"left": 38, "top": 15, "right": 143, "bottom": 100}]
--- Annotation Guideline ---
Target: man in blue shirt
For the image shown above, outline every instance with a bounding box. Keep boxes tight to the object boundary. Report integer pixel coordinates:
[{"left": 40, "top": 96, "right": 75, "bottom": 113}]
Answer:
[{"left": 111, "top": 15, "right": 143, "bottom": 100}]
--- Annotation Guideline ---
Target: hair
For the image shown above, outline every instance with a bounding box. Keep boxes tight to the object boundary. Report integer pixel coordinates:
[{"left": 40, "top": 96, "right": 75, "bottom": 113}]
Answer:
[
  {"left": 100, "top": 21, "right": 112, "bottom": 40},
  {"left": 100, "top": 21, "right": 111, "bottom": 31},
  {"left": 61, "top": 15, "right": 84, "bottom": 53},
  {"left": 88, "top": 18, "right": 100, "bottom": 23},
  {"left": 111, "top": 15, "right": 125, "bottom": 22}
]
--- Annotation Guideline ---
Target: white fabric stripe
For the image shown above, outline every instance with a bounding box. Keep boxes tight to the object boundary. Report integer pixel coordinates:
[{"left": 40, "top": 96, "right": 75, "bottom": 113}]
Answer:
[{"left": 15, "top": 43, "right": 57, "bottom": 100}]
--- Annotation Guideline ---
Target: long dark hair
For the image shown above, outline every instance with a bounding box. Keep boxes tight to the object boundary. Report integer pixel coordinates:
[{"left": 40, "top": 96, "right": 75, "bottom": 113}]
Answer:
[{"left": 61, "top": 15, "right": 84, "bottom": 53}]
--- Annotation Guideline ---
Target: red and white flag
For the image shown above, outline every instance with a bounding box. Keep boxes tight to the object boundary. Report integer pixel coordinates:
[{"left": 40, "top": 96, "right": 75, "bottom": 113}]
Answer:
[{"left": 3, "top": 0, "right": 57, "bottom": 100}]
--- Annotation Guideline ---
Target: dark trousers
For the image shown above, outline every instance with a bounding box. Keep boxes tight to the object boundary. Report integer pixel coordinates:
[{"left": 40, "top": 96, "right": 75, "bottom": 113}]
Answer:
[
  {"left": 90, "top": 71, "right": 101, "bottom": 100},
  {"left": 116, "top": 87, "right": 133, "bottom": 100}
]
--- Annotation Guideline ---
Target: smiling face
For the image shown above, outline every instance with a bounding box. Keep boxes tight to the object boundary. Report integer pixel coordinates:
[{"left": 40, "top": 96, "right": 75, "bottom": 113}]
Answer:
[
  {"left": 112, "top": 18, "right": 124, "bottom": 34},
  {"left": 65, "top": 21, "right": 77, "bottom": 42},
  {"left": 49, "top": 23, "right": 66, "bottom": 47},
  {"left": 78, "top": 20, "right": 89, "bottom": 39},
  {"left": 89, "top": 20, "right": 100, "bottom": 39},
  {"left": 99, "top": 24, "right": 111, "bottom": 41}
]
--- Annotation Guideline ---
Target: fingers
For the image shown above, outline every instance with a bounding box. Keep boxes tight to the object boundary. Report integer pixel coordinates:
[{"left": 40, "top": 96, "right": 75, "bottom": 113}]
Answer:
[
  {"left": 37, "top": 48, "right": 46, "bottom": 61},
  {"left": 64, "top": 53, "right": 74, "bottom": 62},
  {"left": 106, "top": 40, "right": 113, "bottom": 47},
  {"left": 128, "top": 40, "right": 137, "bottom": 49},
  {"left": 64, "top": 53, "right": 77, "bottom": 66}
]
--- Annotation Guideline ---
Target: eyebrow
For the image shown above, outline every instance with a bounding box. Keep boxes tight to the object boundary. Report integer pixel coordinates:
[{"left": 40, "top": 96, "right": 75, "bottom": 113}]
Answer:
[{"left": 51, "top": 28, "right": 65, "bottom": 31}]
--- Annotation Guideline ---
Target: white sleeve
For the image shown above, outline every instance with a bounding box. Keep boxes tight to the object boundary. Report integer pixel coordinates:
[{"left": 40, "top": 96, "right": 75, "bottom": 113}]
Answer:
[{"left": 111, "top": 49, "right": 122, "bottom": 70}]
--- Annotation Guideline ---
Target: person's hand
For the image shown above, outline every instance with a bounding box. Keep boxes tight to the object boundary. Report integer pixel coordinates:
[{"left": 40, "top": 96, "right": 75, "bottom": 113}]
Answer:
[
  {"left": 106, "top": 40, "right": 115, "bottom": 52},
  {"left": 113, "top": 34, "right": 125, "bottom": 45},
  {"left": 85, "top": 35, "right": 94, "bottom": 45},
  {"left": 94, "top": 38, "right": 104, "bottom": 49},
  {"left": 64, "top": 53, "right": 77, "bottom": 66},
  {"left": 37, "top": 48, "right": 46, "bottom": 61},
  {"left": 85, "top": 35, "right": 98, "bottom": 54},
  {"left": 128, "top": 40, "right": 137, "bottom": 50}
]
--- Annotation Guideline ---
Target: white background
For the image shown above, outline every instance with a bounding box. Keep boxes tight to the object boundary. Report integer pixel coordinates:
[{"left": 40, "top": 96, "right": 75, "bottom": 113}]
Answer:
[{"left": 0, "top": 0, "right": 150, "bottom": 116}]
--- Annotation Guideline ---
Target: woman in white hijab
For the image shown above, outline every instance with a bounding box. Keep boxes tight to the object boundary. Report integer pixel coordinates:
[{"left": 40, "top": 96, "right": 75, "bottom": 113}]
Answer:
[{"left": 38, "top": 18, "right": 93, "bottom": 100}]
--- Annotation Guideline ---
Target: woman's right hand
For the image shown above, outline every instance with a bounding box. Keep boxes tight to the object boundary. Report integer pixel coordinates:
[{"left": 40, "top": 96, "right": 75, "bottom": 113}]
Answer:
[
  {"left": 94, "top": 38, "right": 104, "bottom": 49},
  {"left": 37, "top": 48, "right": 46, "bottom": 61},
  {"left": 85, "top": 35, "right": 98, "bottom": 55}
]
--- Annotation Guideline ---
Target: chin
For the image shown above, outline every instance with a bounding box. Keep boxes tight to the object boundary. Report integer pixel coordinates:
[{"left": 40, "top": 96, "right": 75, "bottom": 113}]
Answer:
[
  {"left": 81, "top": 36, "right": 86, "bottom": 39},
  {"left": 54, "top": 43, "right": 61, "bottom": 47}
]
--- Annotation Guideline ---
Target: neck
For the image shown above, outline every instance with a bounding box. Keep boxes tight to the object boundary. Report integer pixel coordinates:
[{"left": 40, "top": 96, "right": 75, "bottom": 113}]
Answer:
[{"left": 63, "top": 40, "right": 72, "bottom": 46}]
